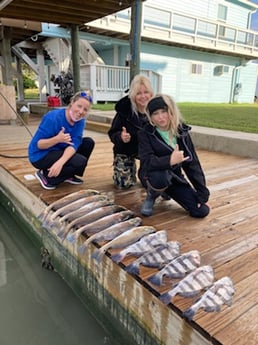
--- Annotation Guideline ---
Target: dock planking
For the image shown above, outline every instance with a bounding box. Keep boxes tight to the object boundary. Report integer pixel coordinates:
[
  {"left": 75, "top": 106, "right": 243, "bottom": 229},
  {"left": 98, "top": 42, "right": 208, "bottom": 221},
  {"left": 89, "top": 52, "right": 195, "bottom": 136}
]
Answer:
[{"left": 0, "top": 121, "right": 258, "bottom": 345}]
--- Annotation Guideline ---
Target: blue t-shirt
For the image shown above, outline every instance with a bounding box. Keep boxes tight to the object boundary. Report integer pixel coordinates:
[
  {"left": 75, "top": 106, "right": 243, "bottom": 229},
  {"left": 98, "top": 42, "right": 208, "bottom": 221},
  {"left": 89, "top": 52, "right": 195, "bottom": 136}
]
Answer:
[{"left": 28, "top": 108, "right": 85, "bottom": 163}]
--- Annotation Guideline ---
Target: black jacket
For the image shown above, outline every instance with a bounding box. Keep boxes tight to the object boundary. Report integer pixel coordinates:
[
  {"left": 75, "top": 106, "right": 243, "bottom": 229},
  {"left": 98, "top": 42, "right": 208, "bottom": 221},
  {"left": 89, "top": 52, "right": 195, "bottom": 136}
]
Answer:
[
  {"left": 108, "top": 95, "right": 148, "bottom": 157},
  {"left": 138, "top": 123, "right": 210, "bottom": 204}
]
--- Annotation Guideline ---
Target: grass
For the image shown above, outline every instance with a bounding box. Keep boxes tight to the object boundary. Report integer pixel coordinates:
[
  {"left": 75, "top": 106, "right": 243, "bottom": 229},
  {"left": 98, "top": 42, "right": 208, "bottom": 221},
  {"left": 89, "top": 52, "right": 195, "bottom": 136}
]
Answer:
[{"left": 24, "top": 88, "right": 258, "bottom": 134}]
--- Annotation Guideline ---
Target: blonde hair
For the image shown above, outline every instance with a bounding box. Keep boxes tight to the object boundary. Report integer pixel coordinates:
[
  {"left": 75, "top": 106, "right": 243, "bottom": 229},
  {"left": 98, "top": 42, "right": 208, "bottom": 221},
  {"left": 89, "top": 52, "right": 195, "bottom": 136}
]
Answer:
[
  {"left": 70, "top": 90, "right": 92, "bottom": 104},
  {"left": 129, "top": 75, "right": 153, "bottom": 113},
  {"left": 147, "top": 94, "right": 184, "bottom": 138}
]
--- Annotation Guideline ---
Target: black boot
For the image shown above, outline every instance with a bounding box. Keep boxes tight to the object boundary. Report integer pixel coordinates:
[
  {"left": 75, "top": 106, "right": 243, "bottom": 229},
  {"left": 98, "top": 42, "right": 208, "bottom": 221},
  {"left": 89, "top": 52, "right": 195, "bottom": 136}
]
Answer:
[{"left": 141, "top": 188, "right": 160, "bottom": 217}]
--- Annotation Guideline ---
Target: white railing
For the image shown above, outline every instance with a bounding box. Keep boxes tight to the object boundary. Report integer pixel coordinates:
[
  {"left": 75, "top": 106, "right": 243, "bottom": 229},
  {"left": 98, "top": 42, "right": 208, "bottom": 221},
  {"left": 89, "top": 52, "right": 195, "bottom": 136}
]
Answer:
[
  {"left": 80, "top": 64, "right": 162, "bottom": 103},
  {"left": 88, "top": 5, "right": 258, "bottom": 58}
]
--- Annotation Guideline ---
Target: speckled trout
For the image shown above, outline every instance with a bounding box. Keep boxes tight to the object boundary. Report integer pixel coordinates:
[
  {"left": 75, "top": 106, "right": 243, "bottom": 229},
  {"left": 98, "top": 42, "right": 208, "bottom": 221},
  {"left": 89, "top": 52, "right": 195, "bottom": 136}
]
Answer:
[
  {"left": 58, "top": 204, "right": 126, "bottom": 240},
  {"left": 66, "top": 209, "right": 135, "bottom": 244},
  {"left": 77, "top": 217, "right": 142, "bottom": 254},
  {"left": 44, "top": 194, "right": 109, "bottom": 228},
  {"left": 39, "top": 189, "right": 100, "bottom": 222},
  {"left": 91, "top": 226, "right": 156, "bottom": 263}
]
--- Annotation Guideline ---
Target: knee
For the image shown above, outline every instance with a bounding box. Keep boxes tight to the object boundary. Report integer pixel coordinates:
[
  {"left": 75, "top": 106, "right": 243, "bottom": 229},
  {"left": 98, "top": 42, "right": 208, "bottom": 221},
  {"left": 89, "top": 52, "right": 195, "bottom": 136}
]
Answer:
[{"left": 189, "top": 204, "right": 210, "bottom": 218}]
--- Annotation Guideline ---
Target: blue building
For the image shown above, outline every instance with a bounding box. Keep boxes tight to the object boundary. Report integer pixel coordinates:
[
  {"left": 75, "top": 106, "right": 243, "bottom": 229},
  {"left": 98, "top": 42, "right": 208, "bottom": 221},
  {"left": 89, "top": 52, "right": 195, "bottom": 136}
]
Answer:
[{"left": 82, "top": 0, "right": 258, "bottom": 103}]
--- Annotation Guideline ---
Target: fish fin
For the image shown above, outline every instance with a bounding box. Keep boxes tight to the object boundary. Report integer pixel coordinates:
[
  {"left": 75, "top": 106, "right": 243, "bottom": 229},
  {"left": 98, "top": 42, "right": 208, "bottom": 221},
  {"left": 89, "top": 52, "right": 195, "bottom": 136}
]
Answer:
[
  {"left": 91, "top": 249, "right": 104, "bottom": 263},
  {"left": 159, "top": 292, "right": 172, "bottom": 305},
  {"left": 182, "top": 308, "right": 196, "bottom": 321},
  {"left": 148, "top": 274, "right": 162, "bottom": 286},
  {"left": 125, "top": 263, "right": 139, "bottom": 275},
  {"left": 110, "top": 253, "right": 123, "bottom": 263}
]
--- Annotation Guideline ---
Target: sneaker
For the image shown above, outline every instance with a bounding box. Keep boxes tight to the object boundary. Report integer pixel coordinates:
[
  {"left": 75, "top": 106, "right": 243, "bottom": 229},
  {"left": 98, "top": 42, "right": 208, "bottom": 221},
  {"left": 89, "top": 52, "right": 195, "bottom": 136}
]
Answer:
[
  {"left": 35, "top": 170, "right": 56, "bottom": 190},
  {"left": 64, "top": 176, "right": 84, "bottom": 185}
]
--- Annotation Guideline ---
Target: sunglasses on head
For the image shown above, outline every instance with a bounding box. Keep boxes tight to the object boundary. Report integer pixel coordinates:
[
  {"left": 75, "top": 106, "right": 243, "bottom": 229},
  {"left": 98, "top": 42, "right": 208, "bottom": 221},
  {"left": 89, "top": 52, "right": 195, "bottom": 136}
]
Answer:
[{"left": 80, "top": 91, "right": 93, "bottom": 103}]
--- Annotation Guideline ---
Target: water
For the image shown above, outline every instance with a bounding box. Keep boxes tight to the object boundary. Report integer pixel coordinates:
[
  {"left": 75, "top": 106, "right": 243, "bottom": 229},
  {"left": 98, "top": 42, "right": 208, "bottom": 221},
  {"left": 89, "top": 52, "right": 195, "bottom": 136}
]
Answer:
[{"left": 0, "top": 203, "right": 117, "bottom": 345}]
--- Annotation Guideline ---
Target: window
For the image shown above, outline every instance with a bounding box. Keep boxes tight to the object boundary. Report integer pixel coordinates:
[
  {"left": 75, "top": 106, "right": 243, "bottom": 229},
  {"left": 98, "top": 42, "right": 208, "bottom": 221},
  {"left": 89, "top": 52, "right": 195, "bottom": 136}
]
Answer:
[
  {"left": 191, "top": 63, "right": 202, "bottom": 75},
  {"left": 218, "top": 4, "right": 228, "bottom": 22}
]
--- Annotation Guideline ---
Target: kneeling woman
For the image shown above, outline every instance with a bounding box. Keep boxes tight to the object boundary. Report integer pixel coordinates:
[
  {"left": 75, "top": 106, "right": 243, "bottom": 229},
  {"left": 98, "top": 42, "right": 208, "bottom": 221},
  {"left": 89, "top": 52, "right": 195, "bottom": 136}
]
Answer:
[{"left": 138, "top": 94, "right": 210, "bottom": 218}]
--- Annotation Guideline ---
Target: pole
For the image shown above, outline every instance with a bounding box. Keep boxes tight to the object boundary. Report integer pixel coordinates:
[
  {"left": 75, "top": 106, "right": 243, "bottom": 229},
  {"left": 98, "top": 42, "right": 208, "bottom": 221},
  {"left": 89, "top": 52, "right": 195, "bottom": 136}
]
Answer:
[{"left": 130, "top": 0, "right": 143, "bottom": 83}]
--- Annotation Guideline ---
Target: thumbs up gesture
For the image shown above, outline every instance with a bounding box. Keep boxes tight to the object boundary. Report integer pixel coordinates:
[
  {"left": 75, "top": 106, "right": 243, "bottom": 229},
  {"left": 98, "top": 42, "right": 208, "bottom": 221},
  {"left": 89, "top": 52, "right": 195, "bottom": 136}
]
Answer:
[
  {"left": 170, "top": 144, "right": 189, "bottom": 166},
  {"left": 121, "top": 126, "right": 131, "bottom": 143}
]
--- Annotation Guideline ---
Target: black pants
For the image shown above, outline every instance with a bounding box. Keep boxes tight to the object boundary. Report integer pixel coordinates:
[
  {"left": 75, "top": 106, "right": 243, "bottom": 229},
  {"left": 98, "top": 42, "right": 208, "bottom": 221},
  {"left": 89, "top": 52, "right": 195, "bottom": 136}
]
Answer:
[
  {"left": 143, "top": 170, "right": 210, "bottom": 218},
  {"left": 32, "top": 137, "right": 95, "bottom": 185}
]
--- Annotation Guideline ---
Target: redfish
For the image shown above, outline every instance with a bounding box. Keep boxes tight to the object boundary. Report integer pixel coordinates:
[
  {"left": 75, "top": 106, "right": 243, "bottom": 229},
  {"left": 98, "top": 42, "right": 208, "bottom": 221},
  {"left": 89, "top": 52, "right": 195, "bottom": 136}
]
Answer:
[
  {"left": 92, "top": 226, "right": 156, "bottom": 263},
  {"left": 159, "top": 265, "right": 214, "bottom": 305},
  {"left": 125, "top": 241, "right": 180, "bottom": 275},
  {"left": 111, "top": 230, "right": 168, "bottom": 263},
  {"left": 148, "top": 250, "right": 201, "bottom": 286},
  {"left": 183, "top": 276, "right": 235, "bottom": 320}
]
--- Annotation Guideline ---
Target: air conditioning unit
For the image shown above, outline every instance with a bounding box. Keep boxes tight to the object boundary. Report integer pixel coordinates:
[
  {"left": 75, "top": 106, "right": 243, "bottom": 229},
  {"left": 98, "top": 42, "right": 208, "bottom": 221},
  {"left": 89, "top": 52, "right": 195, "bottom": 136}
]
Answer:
[{"left": 215, "top": 65, "right": 229, "bottom": 76}]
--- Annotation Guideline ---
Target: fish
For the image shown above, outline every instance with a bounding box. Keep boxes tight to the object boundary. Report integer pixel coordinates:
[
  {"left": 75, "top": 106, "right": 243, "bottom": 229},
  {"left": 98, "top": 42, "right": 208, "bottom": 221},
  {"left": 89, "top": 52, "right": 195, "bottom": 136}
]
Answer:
[
  {"left": 39, "top": 189, "right": 100, "bottom": 222},
  {"left": 44, "top": 194, "right": 109, "bottom": 228},
  {"left": 77, "top": 217, "right": 143, "bottom": 255},
  {"left": 125, "top": 241, "right": 181, "bottom": 275},
  {"left": 58, "top": 204, "right": 127, "bottom": 240},
  {"left": 183, "top": 276, "right": 235, "bottom": 320},
  {"left": 111, "top": 230, "right": 168, "bottom": 263},
  {"left": 66, "top": 209, "right": 135, "bottom": 243},
  {"left": 91, "top": 226, "right": 156, "bottom": 263},
  {"left": 148, "top": 250, "right": 201, "bottom": 286},
  {"left": 57, "top": 198, "right": 112, "bottom": 224},
  {"left": 159, "top": 265, "right": 214, "bottom": 305}
]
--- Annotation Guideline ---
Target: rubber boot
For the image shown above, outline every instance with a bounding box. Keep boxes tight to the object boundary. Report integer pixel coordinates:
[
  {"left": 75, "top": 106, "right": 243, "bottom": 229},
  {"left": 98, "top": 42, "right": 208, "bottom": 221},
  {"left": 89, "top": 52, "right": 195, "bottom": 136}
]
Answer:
[{"left": 141, "top": 188, "right": 160, "bottom": 217}]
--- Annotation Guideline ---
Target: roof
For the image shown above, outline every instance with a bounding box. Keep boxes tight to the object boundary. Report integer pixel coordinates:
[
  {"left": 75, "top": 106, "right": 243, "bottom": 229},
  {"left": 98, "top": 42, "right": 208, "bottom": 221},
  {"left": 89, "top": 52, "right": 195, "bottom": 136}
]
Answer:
[{"left": 0, "top": 0, "right": 136, "bottom": 25}]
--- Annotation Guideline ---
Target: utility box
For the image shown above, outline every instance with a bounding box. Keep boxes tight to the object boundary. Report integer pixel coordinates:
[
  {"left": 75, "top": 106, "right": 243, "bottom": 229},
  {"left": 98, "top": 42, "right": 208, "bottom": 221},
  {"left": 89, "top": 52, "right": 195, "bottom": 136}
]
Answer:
[{"left": 0, "top": 85, "right": 17, "bottom": 123}]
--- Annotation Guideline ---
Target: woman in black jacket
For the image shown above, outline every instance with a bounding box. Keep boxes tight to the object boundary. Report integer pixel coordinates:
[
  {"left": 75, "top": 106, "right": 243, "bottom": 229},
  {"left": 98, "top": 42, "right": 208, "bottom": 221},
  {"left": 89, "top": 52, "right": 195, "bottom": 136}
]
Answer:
[
  {"left": 108, "top": 74, "right": 153, "bottom": 188},
  {"left": 138, "top": 94, "right": 210, "bottom": 218}
]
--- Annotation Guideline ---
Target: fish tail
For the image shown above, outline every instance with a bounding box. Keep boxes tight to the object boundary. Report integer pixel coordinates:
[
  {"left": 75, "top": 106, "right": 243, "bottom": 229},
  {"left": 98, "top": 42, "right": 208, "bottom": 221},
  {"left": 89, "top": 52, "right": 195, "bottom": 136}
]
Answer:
[
  {"left": 91, "top": 249, "right": 104, "bottom": 263},
  {"left": 38, "top": 211, "right": 46, "bottom": 222},
  {"left": 148, "top": 274, "right": 162, "bottom": 286},
  {"left": 66, "top": 231, "right": 78, "bottom": 244},
  {"left": 125, "top": 263, "right": 139, "bottom": 275},
  {"left": 110, "top": 253, "right": 123, "bottom": 263},
  {"left": 77, "top": 244, "right": 86, "bottom": 255},
  {"left": 183, "top": 308, "right": 196, "bottom": 321},
  {"left": 159, "top": 292, "right": 173, "bottom": 305}
]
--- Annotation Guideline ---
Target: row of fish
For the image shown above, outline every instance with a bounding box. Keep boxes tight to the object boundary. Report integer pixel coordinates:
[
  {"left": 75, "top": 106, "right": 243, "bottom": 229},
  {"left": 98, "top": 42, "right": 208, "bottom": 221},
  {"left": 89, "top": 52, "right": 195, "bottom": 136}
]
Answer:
[{"left": 39, "top": 189, "right": 235, "bottom": 320}]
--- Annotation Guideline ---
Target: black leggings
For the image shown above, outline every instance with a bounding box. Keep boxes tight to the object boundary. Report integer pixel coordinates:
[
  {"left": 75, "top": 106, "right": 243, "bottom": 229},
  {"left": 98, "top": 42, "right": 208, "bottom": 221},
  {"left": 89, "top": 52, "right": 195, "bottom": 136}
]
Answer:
[
  {"left": 143, "top": 170, "right": 209, "bottom": 218},
  {"left": 32, "top": 137, "right": 95, "bottom": 185}
]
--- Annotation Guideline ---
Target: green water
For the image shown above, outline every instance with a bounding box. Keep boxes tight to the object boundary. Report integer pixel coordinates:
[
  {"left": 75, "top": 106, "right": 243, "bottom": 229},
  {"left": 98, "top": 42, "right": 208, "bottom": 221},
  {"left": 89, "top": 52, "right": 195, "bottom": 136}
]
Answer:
[{"left": 0, "top": 203, "right": 117, "bottom": 345}]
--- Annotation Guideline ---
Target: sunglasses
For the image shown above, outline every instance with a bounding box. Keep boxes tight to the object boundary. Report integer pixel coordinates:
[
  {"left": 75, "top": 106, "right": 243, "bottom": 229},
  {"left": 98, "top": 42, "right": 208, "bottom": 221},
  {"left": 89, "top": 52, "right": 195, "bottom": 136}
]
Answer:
[{"left": 80, "top": 91, "right": 93, "bottom": 103}]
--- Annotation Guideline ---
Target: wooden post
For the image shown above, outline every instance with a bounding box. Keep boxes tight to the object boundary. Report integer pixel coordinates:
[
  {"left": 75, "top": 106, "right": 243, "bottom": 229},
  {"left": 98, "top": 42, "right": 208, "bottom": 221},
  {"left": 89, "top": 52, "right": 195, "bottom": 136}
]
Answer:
[
  {"left": 129, "top": 0, "right": 143, "bottom": 83},
  {"left": 71, "top": 24, "right": 81, "bottom": 93}
]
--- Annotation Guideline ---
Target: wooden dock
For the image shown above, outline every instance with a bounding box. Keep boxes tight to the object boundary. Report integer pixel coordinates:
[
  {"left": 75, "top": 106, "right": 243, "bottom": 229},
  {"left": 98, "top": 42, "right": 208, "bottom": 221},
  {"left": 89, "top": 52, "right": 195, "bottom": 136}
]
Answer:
[{"left": 0, "top": 115, "right": 257, "bottom": 345}]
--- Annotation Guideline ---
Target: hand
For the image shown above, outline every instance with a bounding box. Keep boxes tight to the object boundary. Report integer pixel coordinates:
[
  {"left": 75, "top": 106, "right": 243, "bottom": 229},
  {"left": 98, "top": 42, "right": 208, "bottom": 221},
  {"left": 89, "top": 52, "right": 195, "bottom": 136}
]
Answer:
[
  {"left": 170, "top": 144, "right": 189, "bottom": 166},
  {"left": 121, "top": 126, "right": 131, "bottom": 143},
  {"left": 57, "top": 127, "right": 73, "bottom": 145},
  {"left": 47, "top": 160, "right": 63, "bottom": 178}
]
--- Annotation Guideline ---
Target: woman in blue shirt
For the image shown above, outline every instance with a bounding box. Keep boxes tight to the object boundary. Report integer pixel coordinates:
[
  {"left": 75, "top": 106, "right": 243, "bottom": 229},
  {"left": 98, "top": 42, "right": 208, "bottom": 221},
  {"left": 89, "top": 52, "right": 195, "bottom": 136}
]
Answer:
[
  {"left": 28, "top": 91, "right": 94, "bottom": 190},
  {"left": 138, "top": 94, "right": 210, "bottom": 218}
]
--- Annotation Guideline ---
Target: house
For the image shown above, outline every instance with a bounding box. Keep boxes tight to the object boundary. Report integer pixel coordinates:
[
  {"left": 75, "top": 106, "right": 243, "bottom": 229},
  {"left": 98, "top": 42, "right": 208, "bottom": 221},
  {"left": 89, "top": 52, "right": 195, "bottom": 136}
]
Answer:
[
  {"left": 83, "top": 0, "right": 258, "bottom": 103},
  {"left": 8, "top": 0, "right": 258, "bottom": 104}
]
